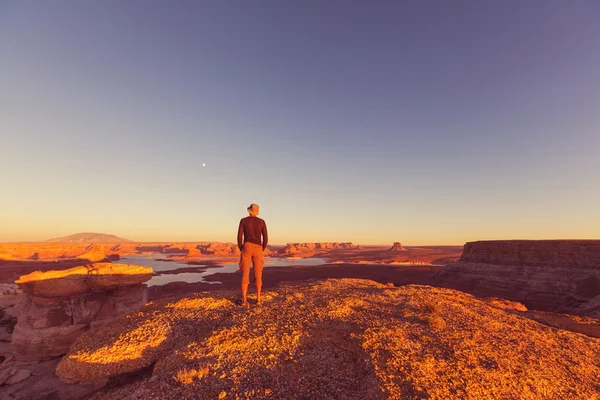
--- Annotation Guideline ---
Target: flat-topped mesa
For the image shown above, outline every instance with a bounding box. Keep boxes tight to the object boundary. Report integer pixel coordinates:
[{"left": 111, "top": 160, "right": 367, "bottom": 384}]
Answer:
[
  {"left": 388, "top": 242, "right": 406, "bottom": 252},
  {"left": 437, "top": 240, "right": 600, "bottom": 318},
  {"left": 460, "top": 240, "right": 600, "bottom": 267},
  {"left": 12, "top": 263, "right": 153, "bottom": 361},
  {"left": 284, "top": 242, "right": 355, "bottom": 254}
]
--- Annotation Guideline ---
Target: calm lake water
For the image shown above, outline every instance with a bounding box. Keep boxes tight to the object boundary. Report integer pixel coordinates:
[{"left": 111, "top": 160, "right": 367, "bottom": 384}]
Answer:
[{"left": 113, "top": 255, "right": 327, "bottom": 286}]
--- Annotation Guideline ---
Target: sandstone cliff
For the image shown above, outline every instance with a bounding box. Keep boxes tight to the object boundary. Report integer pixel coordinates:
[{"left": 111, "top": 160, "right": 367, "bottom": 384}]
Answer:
[
  {"left": 437, "top": 240, "right": 600, "bottom": 318},
  {"left": 283, "top": 242, "right": 355, "bottom": 256},
  {"left": 0, "top": 242, "right": 243, "bottom": 261},
  {"left": 12, "top": 263, "right": 152, "bottom": 361},
  {"left": 56, "top": 279, "right": 600, "bottom": 399}
]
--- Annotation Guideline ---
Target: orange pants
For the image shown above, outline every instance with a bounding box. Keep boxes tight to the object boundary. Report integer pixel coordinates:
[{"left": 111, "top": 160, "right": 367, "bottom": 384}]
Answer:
[{"left": 239, "top": 242, "right": 264, "bottom": 285}]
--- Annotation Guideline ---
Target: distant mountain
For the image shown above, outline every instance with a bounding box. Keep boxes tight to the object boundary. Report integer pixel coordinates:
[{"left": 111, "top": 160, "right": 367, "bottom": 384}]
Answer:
[{"left": 46, "top": 232, "right": 133, "bottom": 243}]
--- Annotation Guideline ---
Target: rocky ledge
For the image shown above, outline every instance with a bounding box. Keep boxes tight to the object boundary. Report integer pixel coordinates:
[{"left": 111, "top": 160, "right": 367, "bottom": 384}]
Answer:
[
  {"left": 56, "top": 279, "right": 599, "bottom": 399},
  {"left": 437, "top": 240, "right": 600, "bottom": 318},
  {"left": 12, "top": 263, "right": 152, "bottom": 361}
]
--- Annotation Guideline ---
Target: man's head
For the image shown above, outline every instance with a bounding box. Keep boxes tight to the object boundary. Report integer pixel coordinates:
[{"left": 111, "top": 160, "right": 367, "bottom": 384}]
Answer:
[{"left": 247, "top": 203, "right": 260, "bottom": 216}]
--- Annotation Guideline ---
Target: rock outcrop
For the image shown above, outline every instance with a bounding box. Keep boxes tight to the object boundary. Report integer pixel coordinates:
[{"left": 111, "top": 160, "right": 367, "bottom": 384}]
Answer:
[
  {"left": 205, "top": 242, "right": 240, "bottom": 257},
  {"left": 184, "top": 248, "right": 203, "bottom": 258},
  {"left": 75, "top": 244, "right": 107, "bottom": 263},
  {"left": 12, "top": 263, "right": 152, "bottom": 361},
  {"left": 437, "top": 240, "right": 600, "bottom": 317},
  {"left": 283, "top": 242, "right": 355, "bottom": 256},
  {"left": 56, "top": 279, "right": 600, "bottom": 399},
  {"left": 388, "top": 242, "right": 406, "bottom": 252}
]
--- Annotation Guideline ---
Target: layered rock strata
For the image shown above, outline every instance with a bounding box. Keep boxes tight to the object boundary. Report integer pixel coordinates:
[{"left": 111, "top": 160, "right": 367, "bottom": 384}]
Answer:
[
  {"left": 283, "top": 242, "right": 355, "bottom": 255},
  {"left": 12, "top": 263, "right": 152, "bottom": 361},
  {"left": 0, "top": 242, "right": 243, "bottom": 260},
  {"left": 437, "top": 240, "right": 600, "bottom": 317}
]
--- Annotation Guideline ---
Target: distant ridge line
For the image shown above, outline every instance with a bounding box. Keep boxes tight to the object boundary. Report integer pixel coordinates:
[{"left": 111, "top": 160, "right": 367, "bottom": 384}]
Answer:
[{"left": 46, "top": 232, "right": 133, "bottom": 243}]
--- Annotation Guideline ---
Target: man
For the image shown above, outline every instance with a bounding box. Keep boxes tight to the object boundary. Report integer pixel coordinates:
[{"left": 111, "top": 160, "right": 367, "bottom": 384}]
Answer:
[{"left": 237, "top": 203, "right": 268, "bottom": 307}]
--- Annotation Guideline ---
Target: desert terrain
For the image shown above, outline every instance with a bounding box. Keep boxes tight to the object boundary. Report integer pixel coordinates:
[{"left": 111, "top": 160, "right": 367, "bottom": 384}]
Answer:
[{"left": 1, "top": 234, "right": 599, "bottom": 399}]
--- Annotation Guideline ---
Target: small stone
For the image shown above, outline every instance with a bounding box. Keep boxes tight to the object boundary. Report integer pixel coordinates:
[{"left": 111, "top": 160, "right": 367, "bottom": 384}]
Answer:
[{"left": 5, "top": 369, "right": 31, "bottom": 385}]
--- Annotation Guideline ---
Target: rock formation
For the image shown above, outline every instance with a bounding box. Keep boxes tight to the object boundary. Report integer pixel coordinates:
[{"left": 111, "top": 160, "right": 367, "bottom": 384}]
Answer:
[
  {"left": 437, "top": 240, "right": 600, "bottom": 317},
  {"left": 56, "top": 279, "right": 600, "bottom": 399},
  {"left": 75, "top": 243, "right": 107, "bottom": 263},
  {"left": 184, "top": 247, "right": 204, "bottom": 258},
  {"left": 12, "top": 263, "right": 152, "bottom": 361},
  {"left": 283, "top": 242, "right": 355, "bottom": 256},
  {"left": 0, "top": 241, "right": 255, "bottom": 262},
  {"left": 388, "top": 242, "right": 406, "bottom": 251},
  {"left": 205, "top": 242, "right": 240, "bottom": 257}
]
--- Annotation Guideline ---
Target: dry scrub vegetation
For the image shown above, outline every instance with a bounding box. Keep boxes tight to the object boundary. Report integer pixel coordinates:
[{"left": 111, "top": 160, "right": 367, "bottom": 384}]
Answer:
[{"left": 57, "top": 279, "right": 600, "bottom": 399}]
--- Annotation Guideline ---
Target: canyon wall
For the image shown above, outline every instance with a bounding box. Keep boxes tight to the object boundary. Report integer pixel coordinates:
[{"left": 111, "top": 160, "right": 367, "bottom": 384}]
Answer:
[{"left": 437, "top": 240, "right": 600, "bottom": 318}]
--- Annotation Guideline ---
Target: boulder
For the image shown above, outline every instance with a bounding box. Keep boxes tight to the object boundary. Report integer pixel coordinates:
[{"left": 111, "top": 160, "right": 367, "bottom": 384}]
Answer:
[{"left": 0, "top": 284, "right": 23, "bottom": 296}]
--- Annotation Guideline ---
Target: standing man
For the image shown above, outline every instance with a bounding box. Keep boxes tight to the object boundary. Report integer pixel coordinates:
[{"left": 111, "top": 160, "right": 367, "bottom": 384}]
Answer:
[{"left": 237, "top": 203, "right": 268, "bottom": 306}]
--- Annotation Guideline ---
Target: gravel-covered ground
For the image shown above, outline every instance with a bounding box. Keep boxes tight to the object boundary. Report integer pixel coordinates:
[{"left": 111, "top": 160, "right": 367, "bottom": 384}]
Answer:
[{"left": 57, "top": 279, "right": 600, "bottom": 400}]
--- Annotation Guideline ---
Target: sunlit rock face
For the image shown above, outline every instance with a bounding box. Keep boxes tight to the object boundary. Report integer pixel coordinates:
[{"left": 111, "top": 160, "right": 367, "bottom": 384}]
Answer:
[
  {"left": 75, "top": 244, "right": 107, "bottom": 263},
  {"left": 56, "top": 279, "right": 600, "bottom": 399},
  {"left": 12, "top": 263, "right": 152, "bottom": 361},
  {"left": 437, "top": 240, "right": 600, "bottom": 317},
  {"left": 283, "top": 242, "right": 355, "bottom": 256}
]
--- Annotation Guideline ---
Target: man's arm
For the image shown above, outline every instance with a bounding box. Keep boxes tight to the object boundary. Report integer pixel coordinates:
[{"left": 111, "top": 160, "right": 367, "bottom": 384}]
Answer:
[
  {"left": 237, "top": 219, "right": 244, "bottom": 250},
  {"left": 262, "top": 220, "right": 268, "bottom": 251}
]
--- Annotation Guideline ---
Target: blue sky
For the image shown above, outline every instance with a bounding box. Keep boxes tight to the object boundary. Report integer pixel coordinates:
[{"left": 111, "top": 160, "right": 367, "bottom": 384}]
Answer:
[{"left": 1, "top": 1, "right": 599, "bottom": 244}]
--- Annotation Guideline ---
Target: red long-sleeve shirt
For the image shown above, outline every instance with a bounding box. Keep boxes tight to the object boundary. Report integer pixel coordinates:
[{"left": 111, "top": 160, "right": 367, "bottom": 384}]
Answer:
[{"left": 237, "top": 216, "right": 268, "bottom": 250}]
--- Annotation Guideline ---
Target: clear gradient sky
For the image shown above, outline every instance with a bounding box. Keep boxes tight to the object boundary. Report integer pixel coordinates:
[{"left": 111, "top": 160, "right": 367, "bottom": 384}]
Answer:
[{"left": 1, "top": 1, "right": 599, "bottom": 245}]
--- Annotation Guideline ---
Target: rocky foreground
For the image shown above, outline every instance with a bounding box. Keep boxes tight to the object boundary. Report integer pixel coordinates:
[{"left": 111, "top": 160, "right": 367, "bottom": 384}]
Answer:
[{"left": 57, "top": 279, "right": 600, "bottom": 400}]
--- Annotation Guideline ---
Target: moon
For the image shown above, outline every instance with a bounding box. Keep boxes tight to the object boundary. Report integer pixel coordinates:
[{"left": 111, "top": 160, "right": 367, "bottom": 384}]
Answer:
[{"left": 202, "top": 163, "right": 206, "bottom": 167}]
